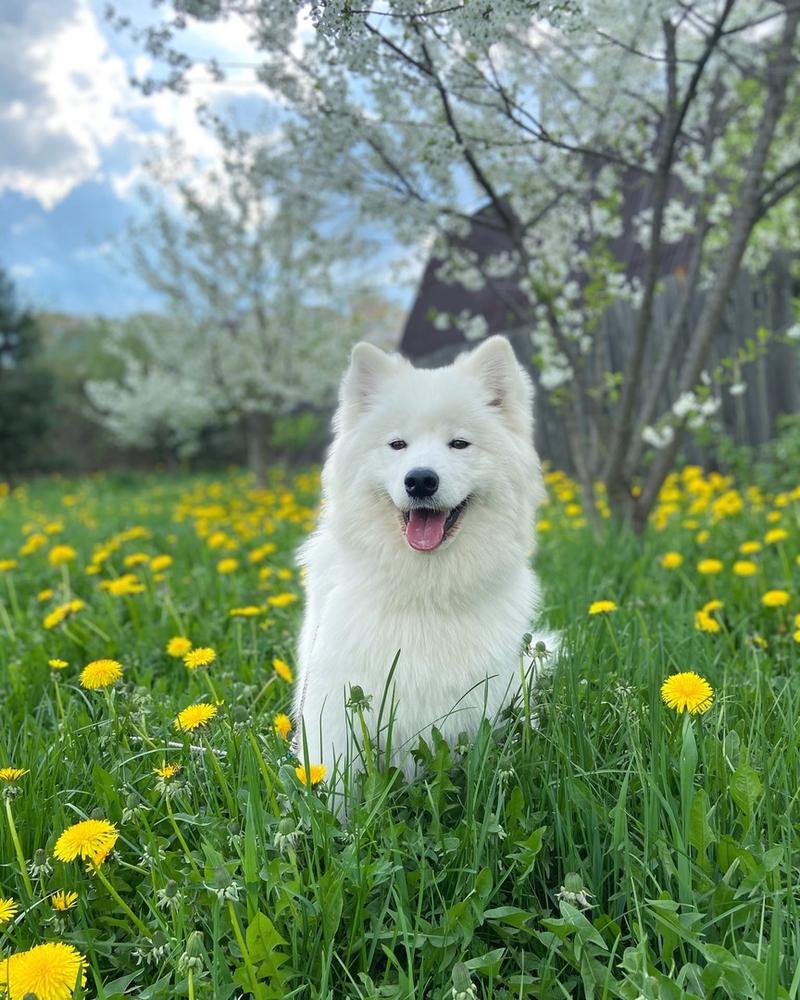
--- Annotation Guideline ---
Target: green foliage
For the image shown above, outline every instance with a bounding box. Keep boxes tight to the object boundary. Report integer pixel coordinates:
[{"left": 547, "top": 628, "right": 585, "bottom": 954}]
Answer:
[
  {"left": 269, "top": 411, "right": 328, "bottom": 461},
  {"left": 0, "top": 269, "right": 53, "bottom": 477},
  {"left": 718, "top": 412, "right": 800, "bottom": 492}
]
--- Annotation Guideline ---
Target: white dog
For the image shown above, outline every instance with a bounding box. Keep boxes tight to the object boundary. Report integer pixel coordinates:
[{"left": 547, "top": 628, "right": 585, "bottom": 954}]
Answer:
[{"left": 293, "top": 335, "right": 555, "bottom": 787}]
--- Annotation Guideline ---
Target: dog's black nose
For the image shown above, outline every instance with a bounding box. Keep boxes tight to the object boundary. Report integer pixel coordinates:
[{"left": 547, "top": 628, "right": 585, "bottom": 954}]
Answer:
[{"left": 405, "top": 468, "right": 439, "bottom": 498}]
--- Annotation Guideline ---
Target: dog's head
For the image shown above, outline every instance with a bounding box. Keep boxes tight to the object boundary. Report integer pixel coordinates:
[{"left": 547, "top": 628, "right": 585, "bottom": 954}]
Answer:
[{"left": 325, "top": 336, "right": 544, "bottom": 558}]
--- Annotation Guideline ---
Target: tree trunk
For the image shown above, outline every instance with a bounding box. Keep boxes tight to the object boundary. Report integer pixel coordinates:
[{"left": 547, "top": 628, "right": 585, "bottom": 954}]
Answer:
[{"left": 244, "top": 412, "right": 270, "bottom": 488}]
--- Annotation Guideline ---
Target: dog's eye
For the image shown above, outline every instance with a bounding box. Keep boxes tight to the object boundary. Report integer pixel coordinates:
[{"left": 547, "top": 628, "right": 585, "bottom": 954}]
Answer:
[
  {"left": 389, "top": 440, "right": 407, "bottom": 450},
  {"left": 449, "top": 439, "right": 471, "bottom": 450}
]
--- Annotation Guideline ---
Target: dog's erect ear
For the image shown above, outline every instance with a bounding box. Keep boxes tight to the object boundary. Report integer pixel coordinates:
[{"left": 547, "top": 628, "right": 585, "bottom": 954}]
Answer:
[
  {"left": 457, "top": 336, "right": 534, "bottom": 425},
  {"left": 337, "top": 342, "right": 402, "bottom": 429}
]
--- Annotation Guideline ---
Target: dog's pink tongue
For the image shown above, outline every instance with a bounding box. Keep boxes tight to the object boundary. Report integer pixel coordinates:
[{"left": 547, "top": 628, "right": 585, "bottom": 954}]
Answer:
[{"left": 406, "top": 508, "right": 447, "bottom": 551}]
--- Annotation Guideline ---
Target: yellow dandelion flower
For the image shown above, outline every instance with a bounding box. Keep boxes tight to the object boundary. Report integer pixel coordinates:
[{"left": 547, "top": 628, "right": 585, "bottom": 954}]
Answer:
[
  {"left": 0, "top": 767, "right": 29, "bottom": 782},
  {"left": 660, "top": 672, "right": 714, "bottom": 714},
  {"left": 660, "top": 551, "right": 683, "bottom": 569},
  {"left": 0, "top": 896, "right": 19, "bottom": 924},
  {"left": 48, "top": 658, "right": 68, "bottom": 670},
  {"left": 0, "top": 559, "right": 18, "bottom": 572},
  {"left": 295, "top": 763, "right": 327, "bottom": 786},
  {"left": 274, "top": 713, "right": 292, "bottom": 739},
  {"left": 123, "top": 552, "right": 150, "bottom": 567},
  {"left": 51, "top": 890, "right": 79, "bottom": 912},
  {"left": 174, "top": 702, "right": 218, "bottom": 732},
  {"left": 217, "top": 558, "right": 239, "bottom": 574},
  {"left": 2, "top": 941, "right": 87, "bottom": 1000},
  {"left": 694, "top": 610, "right": 721, "bottom": 633},
  {"left": 761, "top": 589, "right": 790, "bottom": 608},
  {"left": 702, "top": 599, "right": 723, "bottom": 613},
  {"left": 153, "top": 763, "right": 181, "bottom": 780},
  {"left": 229, "top": 605, "right": 262, "bottom": 617},
  {"left": 48, "top": 544, "right": 77, "bottom": 566},
  {"left": 53, "top": 818, "right": 118, "bottom": 865},
  {"left": 183, "top": 646, "right": 216, "bottom": 670},
  {"left": 764, "top": 528, "right": 788, "bottom": 544},
  {"left": 588, "top": 600, "right": 617, "bottom": 615},
  {"left": 697, "top": 558, "right": 723, "bottom": 575},
  {"left": 43, "top": 605, "right": 68, "bottom": 630},
  {"left": 537, "top": 519, "right": 552, "bottom": 532},
  {"left": 273, "top": 657, "right": 294, "bottom": 683},
  {"left": 166, "top": 635, "right": 192, "bottom": 658},
  {"left": 739, "top": 540, "right": 761, "bottom": 554},
  {"left": 733, "top": 560, "right": 757, "bottom": 577},
  {"left": 100, "top": 573, "right": 145, "bottom": 596},
  {"left": 149, "top": 554, "right": 172, "bottom": 572},
  {"left": 80, "top": 658, "right": 123, "bottom": 690},
  {"left": 249, "top": 542, "right": 277, "bottom": 563},
  {"left": 793, "top": 630, "right": 800, "bottom": 644},
  {"left": 20, "top": 531, "right": 47, "bottom": 556},
  {"left": 37, "top": 587, "right": 55, "bottom": 601},
  {"left": 696, "top": 529, "right": 709, "bottom": 544},
  {"left": 268, "top": 592, "right": 298, "bottom": 608}
]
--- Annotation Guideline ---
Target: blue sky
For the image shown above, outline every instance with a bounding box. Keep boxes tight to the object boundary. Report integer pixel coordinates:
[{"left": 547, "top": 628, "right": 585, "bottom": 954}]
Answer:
[{"left": 1, "top": 0, "right": 377, "bottom": 316}]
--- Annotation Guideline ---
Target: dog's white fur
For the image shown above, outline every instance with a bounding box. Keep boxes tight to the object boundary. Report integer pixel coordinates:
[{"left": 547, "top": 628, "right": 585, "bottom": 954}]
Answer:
[{"left": 293, "top": 336, "right": 555, "bottom": 783}]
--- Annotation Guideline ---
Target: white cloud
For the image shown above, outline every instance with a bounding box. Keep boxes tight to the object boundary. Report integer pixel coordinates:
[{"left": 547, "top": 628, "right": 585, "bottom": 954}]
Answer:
[
  {"left": 0, "top": 0, "right": 132, "bottom": 208},
  {"left": 0, "top": 0, "right": 273, "bottom": 211}
]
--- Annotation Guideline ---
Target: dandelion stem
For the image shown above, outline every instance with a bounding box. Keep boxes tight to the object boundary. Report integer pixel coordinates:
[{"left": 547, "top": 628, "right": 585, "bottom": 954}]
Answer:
[
  {"left": 603, "top": 615, "right": 622, "bottom": 659},
  {"left": 164, "top": 592, "right": 186, "bottom": 635},
  {"left": 4, "top": 798, "right": 34, "bottom": 898},
  {"left": 5, "top": 576, "right": 21, "bottom": 622},
  {"left": 94, "top": 863, "right": 150, "bottom": 936},
  {"left": 205, "top": 737, "right": 237, "bottom": 817},
  {"left": 165, "top": 796, "right": 202, "bottom": 878},
  {"left": 251, "top": 676, "right": 276, "bottom": 710},
  {"left": 202, "top": 671, "right": 221, "bottom": 703},
  {"left": 228, "top": 900, "right": 264, "bottom": 1000},
  {"left": 188, "top": 968, "right": 195, "bottom": 1000},
  {"left": 246, "top": 731, "right": 281, "bottom": 815},
  {"left": 52, "top": 674, "right": 66, "bottom": 724},
  {"left": 0, "top": 595, "right": 15, "bottom": 641}
]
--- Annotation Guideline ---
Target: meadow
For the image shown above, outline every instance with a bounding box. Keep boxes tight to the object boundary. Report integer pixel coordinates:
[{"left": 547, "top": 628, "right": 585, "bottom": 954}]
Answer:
[{"left": 0, "top": 465, "right": 798, "bottom": 1000}]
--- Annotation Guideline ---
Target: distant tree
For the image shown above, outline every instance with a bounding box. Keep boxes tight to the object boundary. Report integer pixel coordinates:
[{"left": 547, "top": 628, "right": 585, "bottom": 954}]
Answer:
[
  {"left": 0, "top": 269, "right": 52, "bottom": 480},
  {"left": 86, "top": 127, "right": 371, "bottom": 483}
]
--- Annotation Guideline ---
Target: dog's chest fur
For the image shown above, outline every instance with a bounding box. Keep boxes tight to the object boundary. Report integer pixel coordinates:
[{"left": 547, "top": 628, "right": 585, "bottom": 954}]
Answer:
[{"left": 295, "top": 541, "right": 540, "bottom": 772}]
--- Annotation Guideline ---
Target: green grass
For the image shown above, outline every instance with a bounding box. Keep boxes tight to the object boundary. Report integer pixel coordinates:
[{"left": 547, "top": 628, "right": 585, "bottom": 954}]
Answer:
[{"left": 0, "top": 468, "right": 798, "bottom": 999}]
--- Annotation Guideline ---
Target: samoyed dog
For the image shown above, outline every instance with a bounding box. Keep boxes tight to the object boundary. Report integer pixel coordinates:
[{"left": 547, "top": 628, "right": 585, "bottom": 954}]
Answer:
[{"left": 293, "top": 335, "right": 556, "bottom": 789}]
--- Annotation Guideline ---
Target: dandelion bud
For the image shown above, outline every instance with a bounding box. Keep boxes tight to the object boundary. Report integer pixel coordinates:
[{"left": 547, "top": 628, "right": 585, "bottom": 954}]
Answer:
[
  {"left": 28, "top": 847, "right": 53, "bottom": 878},
  {"left": 274, "top": 816, "right": 300, "bottom": 854},
  {"left": 451, "top": 962, "right": 478, "bottom": 1000},
  {"left": 557, "top": 872, "right": 594, "bottom": 909}
]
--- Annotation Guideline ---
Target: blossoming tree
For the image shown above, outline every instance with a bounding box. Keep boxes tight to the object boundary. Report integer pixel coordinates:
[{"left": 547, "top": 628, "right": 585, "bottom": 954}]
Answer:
[
  {"left": 87, "top": 126, "right": 368, "bottom": 481},
  {"left": 119, "top": 0, "right": 800, "bottom": 524}
]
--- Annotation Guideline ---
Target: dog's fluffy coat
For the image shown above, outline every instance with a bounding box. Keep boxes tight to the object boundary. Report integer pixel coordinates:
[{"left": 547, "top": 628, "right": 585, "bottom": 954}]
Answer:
[{"left": 293, "top": 336, "right": 554, "bottom": 782}]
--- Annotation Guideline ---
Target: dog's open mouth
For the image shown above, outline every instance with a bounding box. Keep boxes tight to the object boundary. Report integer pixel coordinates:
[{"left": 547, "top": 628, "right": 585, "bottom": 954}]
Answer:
[{"left": 401, "top": 498, "right": 469, "bottom": 551}]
